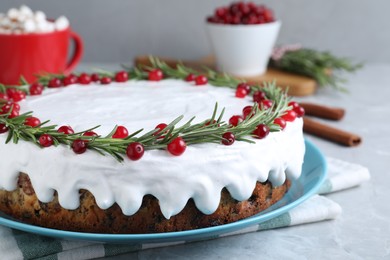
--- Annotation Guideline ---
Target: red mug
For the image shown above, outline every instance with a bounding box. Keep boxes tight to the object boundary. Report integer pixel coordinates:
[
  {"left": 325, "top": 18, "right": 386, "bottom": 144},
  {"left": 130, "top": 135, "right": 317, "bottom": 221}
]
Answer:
[{"left": 0, "top": 27, "right": 83, "bottom": 85}]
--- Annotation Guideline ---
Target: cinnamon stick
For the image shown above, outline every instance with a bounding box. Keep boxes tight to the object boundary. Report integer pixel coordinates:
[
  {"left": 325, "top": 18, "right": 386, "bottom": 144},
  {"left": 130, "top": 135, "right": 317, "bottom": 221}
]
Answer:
[
  {"left": 300, "top": 102, "right": 345, "bottom": 121},
  {"left": 303, "top": 117, "right": 361, "bottom": 147}
]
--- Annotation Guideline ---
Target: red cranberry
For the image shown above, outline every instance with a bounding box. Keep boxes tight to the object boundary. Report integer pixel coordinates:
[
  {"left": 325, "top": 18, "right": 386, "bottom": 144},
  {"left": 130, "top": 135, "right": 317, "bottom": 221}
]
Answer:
[
  {"left": 14, "top": 103, "right": 20, "bottom": 112},
  {"left": 57, "top": 125, "right": 74, "bottom": 134},
  {"left": 215, "top": 7, "right": 228, "bottom": 18},
  {"left": 293, "top": 106, "right": 305, "bottom": 117},
  {"left": 8, "top": 109, "right": 19, "bottom": 118},
  {"left": 222, "top": 132, "right": 235, "bottom": 145},
  {"left": 154, "top": 123, "right": 168, "bottom": 136},
  {"left": 112, "top": 126, "right": 128, "bottom": 138},
  {"left": 238, "top": 2, "right": 251, "bottom": 14},
  {"left": 2, "top": 102, "right": 20, "bottom": 118},
  {"left": 100, "top": 77, "right": 112, "bottom": 85},
  {"left": 0, "top": 93, "right": 9, "bottom": 101},
  {"left": 247, "top": 14, "right": 259, "bottom": 24},
  {"left": 91, "top": 73, "right": 100, "bottom": 82},
  {"left": 10, "top": 90, "right": 26, "bottom": 102},
  {"left": 63, "top": 74, "right": 78, "bottom": 86},
  {"left": 243, "top": 105, "right": 254, "bottom": 119},
  {"left": 24, "top": 117, "right": 41, "bottom": 127},
  {"left": 29, "top": 83, "right": 44, "bottom": 96},
  {"left": 208, "top": 2, "right": 275, "bottom": 25},
  {"left": 83, "top": 131, "right": 98, "bottom": 137},
  {"left": 282, "top": 110, "right": 297, "bottom": 122},
  {"left": 1, "top": 102, "right": 18, "bottom": 114},
  {"left": 115, "top": 71, "right": 129, "bottom": 82},
  {"left": 72, "top": 139, "right": 87, "bottom": 154},
  {"left": 254, "top": 5, "right": 266, "bottom": 15},
  {"left": 207, "top": 16, "right": 221, "bottom": 23},
  {"left": 39, "top": 134, "right": 54, "bottom": 147},
  {"left": 263, "top": 8, "right": 274, "bottom": 22},
  {"left": 253, "top": 124, "right": 270, "bottom": 139},
  {"left": 167, "top": 137, "right": 186, "bottom": 156},
  {"left": 229, "top": 3, "right": 241, "bottom": 15},
  {"left": 248, "top": 2, "right": 258, "bottom": 12},
  {"left": 185, "top": 74, "right": 196, "bottom": 82},
  {"left": 229, "top": 115, "right": 243, "bottom": 126},
  {"left": 289, "top": 101, "right": 305, "bottom": 116},
  {"left": 223, "top": 14, "right": 233, "bottom": 24},
  {"left": 48, "top": 78, "right": 62, "bottom": 88},
  {"left": 274, "top": 117, "right": 287, "bottom": 130},
  {"left": 237, "top": 83, "right": 251, "bottom": 93},
  {"left": 148, "top": 69, "right": 163, "bottom": 81},
  {"left": 235, "top": 87, "right": 248, "bottom": 98},
  {"left": 126, "top": 142, "right": 145, "bottom": 161},
  {"left": 13, "top": 102, "right": 20, "bottom": 112},
  {"left": 195, "top": 75, "right": 208, "bottom": 85},
  {"left": 288, "top": 101, "right": 300, "bottom": 109},
  {"left": 78, "top": 73, "right": 92, "bottom": 85},
  {"left": 259, "top": 99, "right": 273, "bottom": 110},
  {"left": 0, "top": 124, "right": 8, "bottom": 134},
  {"left": 6, "top": 88, "right": 15, "bottom": 97},
  {"left": 253, "top": 91, "right": 267, "bottom": 103},
  {"left": 230, "top": 15, "right": 241, "bottom": 24}
]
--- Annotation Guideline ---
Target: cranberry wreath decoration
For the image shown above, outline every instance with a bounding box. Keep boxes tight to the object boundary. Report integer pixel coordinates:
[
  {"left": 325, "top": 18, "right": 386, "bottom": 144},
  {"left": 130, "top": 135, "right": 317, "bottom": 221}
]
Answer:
[{"left": 0, "top": 57, "right": 305, "bottom": 162}]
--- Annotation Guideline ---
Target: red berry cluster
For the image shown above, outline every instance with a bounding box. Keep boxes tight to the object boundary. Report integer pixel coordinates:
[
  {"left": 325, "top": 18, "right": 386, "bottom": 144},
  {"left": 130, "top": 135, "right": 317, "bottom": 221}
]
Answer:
[
  {"left": 228, "top": 88, "right": 305, "bottom": 138},
  {"left": 235, "top": 83, "right": 251, "bottom": 98},
  {"left": 153, "top": 123, "right": 187, "bottom": 156},
  {"left": 287, "top": 101, "right": 305, "bottom": 118},
  {"left": 185, "top": 73, "right": 208, "bottom": 86},
  {"left": 1, "top": 100, "right": 21, "bottom": 118},
  {"left": 207, "top": 2, "right": 275, "bottom": 25},
  {"left": 46, "top": 71, "right": 130, "bottom": 89},
  {"left": 32, "top": 121, "right": 187, "bottom": 161},
  {"left": 0, "top": 88, "right": 27, "bottom": 119},
  {"left": 272, "top": 101, "right": 306, "bottom": 130}
]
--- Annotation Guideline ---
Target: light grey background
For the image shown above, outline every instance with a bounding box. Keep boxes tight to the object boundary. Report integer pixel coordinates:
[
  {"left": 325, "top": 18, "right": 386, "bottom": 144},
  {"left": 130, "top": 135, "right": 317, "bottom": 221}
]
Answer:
[{"left": 1, "top": 0, "right": 388, "bottom": 64}]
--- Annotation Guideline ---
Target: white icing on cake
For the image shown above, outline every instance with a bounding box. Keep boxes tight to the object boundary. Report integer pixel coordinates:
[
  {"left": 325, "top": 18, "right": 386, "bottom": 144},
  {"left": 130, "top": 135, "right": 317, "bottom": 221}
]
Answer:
[{"left": 0, "top": 79, "right": 305, "bottom": 219}]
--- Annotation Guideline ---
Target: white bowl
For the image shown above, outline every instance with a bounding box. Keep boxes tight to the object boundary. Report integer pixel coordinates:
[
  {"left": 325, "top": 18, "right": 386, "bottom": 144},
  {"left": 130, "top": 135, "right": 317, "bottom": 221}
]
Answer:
[{"left": 206, "top": 20, "right": 281, "bottom": 77}]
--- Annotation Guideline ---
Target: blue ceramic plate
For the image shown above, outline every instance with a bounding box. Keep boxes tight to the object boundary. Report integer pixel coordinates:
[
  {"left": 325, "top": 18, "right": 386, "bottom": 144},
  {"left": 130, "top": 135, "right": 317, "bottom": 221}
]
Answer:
[{"left": 0, "top": 139, "right": 326, "bottom": 244}]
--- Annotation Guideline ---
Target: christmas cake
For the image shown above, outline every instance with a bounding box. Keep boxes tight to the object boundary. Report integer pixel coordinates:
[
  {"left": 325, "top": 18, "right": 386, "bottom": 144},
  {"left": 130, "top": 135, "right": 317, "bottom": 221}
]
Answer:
[{"left": 0, "top": 60, "right": 305, "bottom": 233}]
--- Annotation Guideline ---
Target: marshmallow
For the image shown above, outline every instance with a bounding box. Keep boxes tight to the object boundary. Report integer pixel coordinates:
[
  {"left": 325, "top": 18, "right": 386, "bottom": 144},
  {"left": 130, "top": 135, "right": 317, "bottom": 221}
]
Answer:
[
  {"left": 55, "top": 16, "right": 69, "bottom": 31},
  {"left": 45, "top": 22, "right": 55, "bottom": 33},
  {"left": 0, "top": 5, "right": 69, "bottom": 34},
  {"left": 7, "top": 8, "right": 19, "bottom": 20},
  {"left": 34, "top": 11, "right": 46, "bottom": 22},
  {"left": 23, "top": 19, "right": 36, "bottom": 33},
  {"left": 37, "top": 23, "right": 49, "bottom": 32},
  {"left": 19, "top": 5, "right": 34, "bottom": 17},
  {"left": 0, "top": 17, "right": 11, "bottom": 27},
  {"left": 36, "top": 20, "right": 48, "bottom": 32},
  {"left": 15, "top": 14, "right": 28, "bottom": 22}
]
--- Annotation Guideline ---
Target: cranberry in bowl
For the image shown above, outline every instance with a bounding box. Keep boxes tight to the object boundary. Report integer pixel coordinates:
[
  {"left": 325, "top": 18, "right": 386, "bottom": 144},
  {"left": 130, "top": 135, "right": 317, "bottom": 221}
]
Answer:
[{"left": 205, "top": 2, "right": 281, "bottom": 77}]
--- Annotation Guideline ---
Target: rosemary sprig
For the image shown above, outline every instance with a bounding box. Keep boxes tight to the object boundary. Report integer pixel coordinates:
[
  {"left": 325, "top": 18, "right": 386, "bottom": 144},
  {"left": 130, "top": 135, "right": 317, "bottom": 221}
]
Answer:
[
  {"left": 270, "top": 48, "right": 362, "bottom": 91},
  {"left": 0, "top": 57, "right": 291, "bottom": 162}
]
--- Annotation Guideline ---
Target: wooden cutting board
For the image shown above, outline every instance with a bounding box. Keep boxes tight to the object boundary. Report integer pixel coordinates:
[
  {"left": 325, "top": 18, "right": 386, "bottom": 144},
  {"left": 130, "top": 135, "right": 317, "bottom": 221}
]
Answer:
[{"left": 134, "top": 55, "right": 317, "bottom": 96}]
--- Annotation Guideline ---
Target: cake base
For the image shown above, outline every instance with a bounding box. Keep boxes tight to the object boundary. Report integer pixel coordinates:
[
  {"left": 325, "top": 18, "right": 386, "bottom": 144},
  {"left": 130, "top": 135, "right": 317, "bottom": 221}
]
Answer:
[{"left": 0, "top": 173, "right": 290, "bottom": 234}]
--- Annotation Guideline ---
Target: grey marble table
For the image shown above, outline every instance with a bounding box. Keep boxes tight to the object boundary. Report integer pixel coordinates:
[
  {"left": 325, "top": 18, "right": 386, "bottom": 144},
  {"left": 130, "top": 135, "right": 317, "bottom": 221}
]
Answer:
[{"left": 77, "top": 63, "right": 389, "bottom": 259}]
